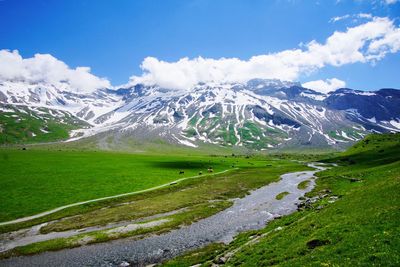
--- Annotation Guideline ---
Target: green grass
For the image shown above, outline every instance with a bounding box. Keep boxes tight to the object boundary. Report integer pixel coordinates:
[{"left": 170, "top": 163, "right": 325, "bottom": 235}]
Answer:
[
  {"left": 0, "top": 149, "right": 263, "bottom": 222},
  {"left": 4, "top": 131, "right": 397, "bottom": 263},
  {"left": 275, "top": 191, "right": 289, "bottom": 200},
  {"left": 163, "top": 243, "right": 226, "bottom": 267},
  {"left": 162, "top": 133, "right": 400, "bottom": 266},
  {"left": 0, "top": 157, "right": 310, "bottom": 258},
  {"left": 0, "top": 105, "right": 87, "bottom": 144},
  {"left": 38, "top": 161, "right": 307, "bottom": 233}
]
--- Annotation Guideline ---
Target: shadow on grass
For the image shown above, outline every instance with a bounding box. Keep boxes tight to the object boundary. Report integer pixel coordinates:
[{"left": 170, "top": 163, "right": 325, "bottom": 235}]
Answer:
[{"left": 149, "top": 160, "right": 223, "bottom": 170}]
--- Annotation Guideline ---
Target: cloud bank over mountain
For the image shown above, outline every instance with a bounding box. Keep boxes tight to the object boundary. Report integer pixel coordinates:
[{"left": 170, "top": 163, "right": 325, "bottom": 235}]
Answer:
[
  {"left": 1, "top": 17, "right": 399, "bottom": 92},
  {"left": 0, "top": 50, "right": 110, "bottom": 93},
  {"left": 129, "top": 16, "right": 400, "bottom": 90},
  {"left": 302, "top": 78, "right": 346, "bottom": 93}
]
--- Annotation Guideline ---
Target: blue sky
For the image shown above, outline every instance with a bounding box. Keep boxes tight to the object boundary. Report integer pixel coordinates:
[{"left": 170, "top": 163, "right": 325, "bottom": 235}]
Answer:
[{"left": 0, "top": 0, "right": 399, "bottom": 91}]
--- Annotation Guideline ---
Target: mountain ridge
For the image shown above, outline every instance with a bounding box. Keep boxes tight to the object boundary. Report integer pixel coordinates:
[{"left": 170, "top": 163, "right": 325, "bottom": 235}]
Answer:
[{"left": 1, "top": 79, "right": 399, "bottom": 149}]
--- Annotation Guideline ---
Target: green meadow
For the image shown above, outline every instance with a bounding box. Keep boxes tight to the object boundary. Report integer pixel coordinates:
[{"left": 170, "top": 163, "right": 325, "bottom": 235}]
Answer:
[
  {"left": 0, "top": 133, "right": 399, "bottom": 265},
  {"left": 163, "top": 133, "right": 400, "bottom": 266},
  {"left": 0, "top": 148, "right": 260, "bottom": 222},
  {"left": 0, "top": 149, "right": 310, "bottom": 258}
]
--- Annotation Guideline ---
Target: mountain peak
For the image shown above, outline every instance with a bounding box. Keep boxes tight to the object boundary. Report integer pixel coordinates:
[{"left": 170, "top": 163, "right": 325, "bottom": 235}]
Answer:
[{"left": 1, "top": 79, "right": 399, "bottom": 149}]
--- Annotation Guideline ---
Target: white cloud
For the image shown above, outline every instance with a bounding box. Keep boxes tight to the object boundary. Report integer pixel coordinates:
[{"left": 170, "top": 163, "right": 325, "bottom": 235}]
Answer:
[
  {"left": 330, "top": 13, "right": 372, "bottom": 23},
  {"left": 330, "top": 14, "right": 351, "bottom": 23},
  {"left": 384, "top": 0, "right": 398, "bottom": 4},
  {"left": 0, "top": 50, "right": 110, "bottom": 93},
  {"left": 302, "top": 78, "right": 346, "bottom": 93},
  {"left": 129, "top": 16, "right": 400, "bottom": 90},
  {"left": 358, "top": 13, "right": 373, "bottom": 19}
]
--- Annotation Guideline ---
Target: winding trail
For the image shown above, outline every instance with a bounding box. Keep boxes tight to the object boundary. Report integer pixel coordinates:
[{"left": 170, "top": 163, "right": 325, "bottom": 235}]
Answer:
[
  {"left": 0, "top": 163, "right": 327, "bottom": 267},
  {"left": 0, "top": 169, "right": 236, "bottom": 226}
]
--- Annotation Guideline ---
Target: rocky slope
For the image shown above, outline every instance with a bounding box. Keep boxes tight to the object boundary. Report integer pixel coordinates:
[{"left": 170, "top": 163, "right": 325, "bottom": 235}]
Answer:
[{"left": 0, "top": 79, "right": 399, "bottom": 149}]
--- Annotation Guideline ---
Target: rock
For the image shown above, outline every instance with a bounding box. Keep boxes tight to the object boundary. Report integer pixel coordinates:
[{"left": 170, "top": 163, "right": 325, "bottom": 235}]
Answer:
[
  {"left": 215, "top": 256, "right": 227, "bottom": 264},
  {"left": 119, "top": 261, "right": 130, "bottom": 267},
  {"left": 316, "top": 205, "right": 324, "bottom": 210},
  {"left": 350, "top": 178, "right": 362, "bottom": 182},
  {"left": 320, "top": 189, "right": 332, "bottom": 194},
  {"left": 306, "top": 239, "right": 330, "bottom": 249}
]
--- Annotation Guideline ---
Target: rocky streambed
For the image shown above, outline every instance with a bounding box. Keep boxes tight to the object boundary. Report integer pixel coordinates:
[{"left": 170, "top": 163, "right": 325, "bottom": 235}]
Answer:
[{"left": 0, "top": 163, "right": 328, "bottom": 267}]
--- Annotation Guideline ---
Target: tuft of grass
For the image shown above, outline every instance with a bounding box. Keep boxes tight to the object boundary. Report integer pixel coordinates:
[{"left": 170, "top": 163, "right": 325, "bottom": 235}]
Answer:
[
  {"left": 297, "top": 180, "right": 310, "bottom": 190},
  {"left": 275, "top": 191, "right": 289, "bottom": 200},
  {"left": 162, "top": 243, "right": 226, "bottom": 267}
]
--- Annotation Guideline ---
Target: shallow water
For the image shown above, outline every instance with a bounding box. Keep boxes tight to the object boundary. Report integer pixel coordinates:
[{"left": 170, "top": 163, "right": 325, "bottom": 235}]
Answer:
[
  {"left": 0, "top": 163, "right": 327, "bottom": 267},
  {"left": 0, "top": 208, "right": 187, "bottom": 252}
]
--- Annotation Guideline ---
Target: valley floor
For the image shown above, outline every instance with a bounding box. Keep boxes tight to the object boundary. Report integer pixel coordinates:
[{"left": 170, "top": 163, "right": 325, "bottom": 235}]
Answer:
[
  {"left": 0, "top": 148, "right": 311, "bottom": 262},
  {"left": 0, "top": 164, "right": 324, "bottom": 266},
  {"left": 0, "top": 133, "right": 398, "bottom": 266}
]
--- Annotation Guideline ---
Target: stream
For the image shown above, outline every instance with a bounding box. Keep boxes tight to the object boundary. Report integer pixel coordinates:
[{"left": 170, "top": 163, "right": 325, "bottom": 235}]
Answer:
[{"left": 0, "top": 163, "right": 327, "bottom": 267}]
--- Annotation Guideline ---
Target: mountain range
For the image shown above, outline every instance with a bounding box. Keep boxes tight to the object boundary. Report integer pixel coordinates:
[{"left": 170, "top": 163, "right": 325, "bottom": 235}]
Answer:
[{"left": 0, "top": 79, "right": 399, "bottom": 150}]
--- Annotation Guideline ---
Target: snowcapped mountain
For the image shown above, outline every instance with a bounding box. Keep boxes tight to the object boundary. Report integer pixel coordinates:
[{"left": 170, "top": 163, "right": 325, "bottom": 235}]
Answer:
[{"left": 0, "top": 79, "right": 399, "bottom": 149}]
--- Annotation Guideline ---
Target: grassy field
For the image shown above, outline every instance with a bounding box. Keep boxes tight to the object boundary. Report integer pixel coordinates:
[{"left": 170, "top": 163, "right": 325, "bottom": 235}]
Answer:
[
  {"left": 0, "top": 148, "right": 263, "bottom": 222},
  {"left": 163, "top": 133, "right": 400, "bottom": 266},
  {"left": 3, "top": 133, "right": 398, "bottom": 263},
  {"left": 0, "top": 155, "right": 310, "bottom": 258}
]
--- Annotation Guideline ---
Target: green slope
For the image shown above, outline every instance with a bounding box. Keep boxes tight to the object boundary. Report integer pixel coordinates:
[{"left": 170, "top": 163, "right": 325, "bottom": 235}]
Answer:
[
  {"left": 164, "top": 133, "right": 400, "bottom": 266},
  {"left": 0, "top": 104, "right": 87, "bottom": 144}
]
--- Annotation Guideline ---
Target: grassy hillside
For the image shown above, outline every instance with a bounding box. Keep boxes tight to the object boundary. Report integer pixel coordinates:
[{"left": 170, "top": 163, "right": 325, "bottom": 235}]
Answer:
[
  {"left": 0, "top": 104, "right": 87, "bottom": 144},
  {"left": 164, "top": 133, "right": 400, "bottom": 266}
]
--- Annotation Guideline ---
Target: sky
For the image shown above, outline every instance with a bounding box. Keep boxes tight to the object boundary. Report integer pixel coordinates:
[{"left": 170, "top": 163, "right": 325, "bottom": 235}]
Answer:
[{"left": 0, "top": 0, "right": 399, "bottom": 93}]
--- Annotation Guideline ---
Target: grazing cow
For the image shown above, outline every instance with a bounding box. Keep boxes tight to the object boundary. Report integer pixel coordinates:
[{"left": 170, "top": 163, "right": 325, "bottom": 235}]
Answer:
[
  {"left": 179, "top": 170, "right": 184, "bottom": 174},
  {"left": 198, "top": 171, "right": 203, "bottom": 175},
  {"left": 207, "top": 168, "right": 214, "bottom": 173}
]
